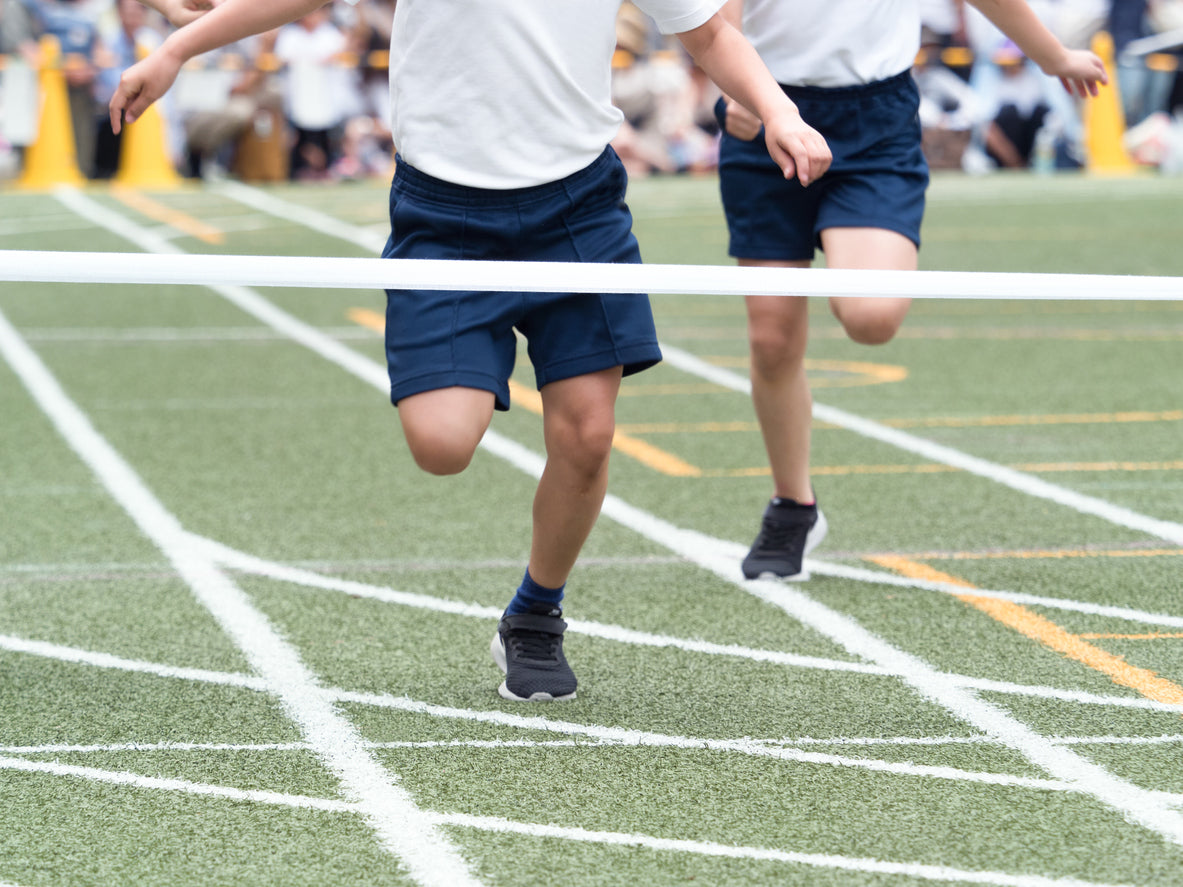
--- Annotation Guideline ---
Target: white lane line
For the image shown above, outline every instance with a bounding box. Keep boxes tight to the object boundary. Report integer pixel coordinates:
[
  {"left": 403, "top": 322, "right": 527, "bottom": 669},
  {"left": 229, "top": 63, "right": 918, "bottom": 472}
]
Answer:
[
  {"left": 0, "top": 632, "right": 1118, "bottom": 795},
  {"left": 438, "top": 813, "right": 1142, "bottom": 887},
  {"left": 0, "top": 754, "right": 355, "bottom": 813},
  {"left": 188, "top": 536, "right": 1183, "bottom": 711},
  {"left": 9, "top": 618, "right": 1180, "bottom": 719},
  {"left": 10, "top": 733, "right": 1183, "bottom": 756},
  {"left": 0, "top": 633, "right": 268, "bottom": 692},
  {"left": 0, "top": 308, "right": 479, "bottom": 887},
  {"left": 192, "top": 534, "right": 890, "bottom": 678},
  {"left": 808, "top": 559, "right": 1183, "bottom": 629},
  {"left": 659, "top": 343, "right": 1183, "bottom": 547},
  {"left": 215, "top": 180, "right": 389, "bottom": 254},
  {"left": 0, "top": 756, "right": 1140, "bottom": 887},
  {"left": 59, "top": 186, "right": 1183, "bottom": 846}
]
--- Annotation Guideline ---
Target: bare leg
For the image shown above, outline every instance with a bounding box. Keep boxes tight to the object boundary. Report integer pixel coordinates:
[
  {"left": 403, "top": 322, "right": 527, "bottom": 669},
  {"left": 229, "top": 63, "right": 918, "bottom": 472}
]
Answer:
[
  {"left": 397, "top": 386, "right": 496, "bottom": 475},
  {"left": 821, "top": 227, "right": 918, "bottom": 344},
  {"left": 744, "top": 258, "right": 814, "bottom": 504},
  {"left": 528, "top": 367, "right": 623, "bottom": 588}
]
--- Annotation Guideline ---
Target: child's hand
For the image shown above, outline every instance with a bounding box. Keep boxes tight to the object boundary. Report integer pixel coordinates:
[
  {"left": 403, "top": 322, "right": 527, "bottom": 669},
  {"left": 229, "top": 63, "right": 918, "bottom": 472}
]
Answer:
[
  {"left": 723, "top": 97, "right": 763, "bottom": 141},
  {"left": 763, "top": 110, "right": 831, "bottom": 187},
  {"left": 1046, "top": 48, "right": 1108, "bottom": 98},
  {"left": 109, "top": 44, "right": 184, "bottom": 133}
]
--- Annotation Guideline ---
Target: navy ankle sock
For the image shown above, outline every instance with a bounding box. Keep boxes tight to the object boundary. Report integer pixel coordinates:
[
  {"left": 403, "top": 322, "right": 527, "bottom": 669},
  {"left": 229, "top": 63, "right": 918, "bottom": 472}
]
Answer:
[
  {"left": 505, "top": 569, "right": 565, "bottom": 616},
  {"left": 771, "top": 496, "right": 815, "bottom": 509}
]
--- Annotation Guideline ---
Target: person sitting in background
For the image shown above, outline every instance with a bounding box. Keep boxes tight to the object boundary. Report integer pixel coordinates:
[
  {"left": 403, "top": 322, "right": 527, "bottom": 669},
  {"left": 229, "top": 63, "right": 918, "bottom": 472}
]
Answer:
[
  {"left": 171, "top": 30, "right": 282, "bottom": 179},
  {"left": 611, "top": 2, "right": 720, "bottom": 176},
  {"left": 980, "top": 40, "right": 1054, "bottom": 167}
]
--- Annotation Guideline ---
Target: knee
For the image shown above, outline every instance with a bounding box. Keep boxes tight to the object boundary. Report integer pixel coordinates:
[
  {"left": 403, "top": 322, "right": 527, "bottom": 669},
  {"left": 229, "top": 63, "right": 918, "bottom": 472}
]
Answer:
[
  {"left": 831, "top": 299, "right": 910, "bottom": 345},
  {"left": 548, "top": 413, "right": 615, "bottom": 479},
  {"left": 748, "top": 320, "right": 807, "bottom": 378},
  {"left": 401, "top": 426, "right": 480, "bottom": 476}
]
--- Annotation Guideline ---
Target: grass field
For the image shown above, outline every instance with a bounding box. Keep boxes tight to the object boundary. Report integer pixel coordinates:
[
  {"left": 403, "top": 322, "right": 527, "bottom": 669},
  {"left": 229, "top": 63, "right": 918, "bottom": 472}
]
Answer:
[{"left": 1, "top": 169, "right": 1182, "bottom": 887}]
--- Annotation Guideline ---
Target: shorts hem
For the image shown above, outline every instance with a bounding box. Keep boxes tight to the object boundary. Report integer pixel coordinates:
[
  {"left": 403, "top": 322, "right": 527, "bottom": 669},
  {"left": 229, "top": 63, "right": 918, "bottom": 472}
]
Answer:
[
  {"left": 534, "top": 342, "right": 662, "bottom": 389},
  {"left": 390, "top": 371, "right": 510, "bottom": 412}
]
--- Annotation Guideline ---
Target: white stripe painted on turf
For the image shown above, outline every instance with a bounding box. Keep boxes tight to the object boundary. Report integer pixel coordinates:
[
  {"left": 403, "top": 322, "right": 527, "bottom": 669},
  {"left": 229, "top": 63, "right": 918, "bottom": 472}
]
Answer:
[
  {"left": 808, "top": 560, "right": 1183, "bottom": 628},
  {"left": 10, "top": 613, "right": 1181, "bottom": 719},
  {"left": 0, "top": 307, "right": 479, "bottom": 887},
  {"left": 0, "top": 754, "right": 355, "bottom": 813},
  {"left": 659, "top": 343, "right": 1183, "bottom": 547},
  {"left": 0, "top": 633, "right": 268, "bottom": 692},
  {"left": 192, "top": 534, "right": 893, "bottom": 677},
  {"left": 7, "top": 733, "right": 1183, "bottom": 757},
  {"left": 57, "top": 187, "right": 1183, "bottom": 848},
  {"left": 190, "top": 536, "right": 1183, "bottom": 709},
  {"left": 8, "top": 629, "right": 1183, "bottom": 792},
  {"left": 216, "top": 179, "right": 389, "bottom": 253},
  {"left": 438, "top": 813, "right": 1143, "bottom": 887},
  {"left": 0, "top": 755, "right": 1145, "bottom": 887}
]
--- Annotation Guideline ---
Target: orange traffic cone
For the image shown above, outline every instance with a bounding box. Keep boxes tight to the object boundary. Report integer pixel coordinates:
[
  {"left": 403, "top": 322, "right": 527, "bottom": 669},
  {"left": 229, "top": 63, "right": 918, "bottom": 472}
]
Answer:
[
  {"left": 1083, "top": 31, "right": 1136, "bottom": 175},
  {"left": 17, "top": 35, "right": 85, "bottom": 189},
  {"left": 113, "top": 46, "right": 181, "bottom": 189}
]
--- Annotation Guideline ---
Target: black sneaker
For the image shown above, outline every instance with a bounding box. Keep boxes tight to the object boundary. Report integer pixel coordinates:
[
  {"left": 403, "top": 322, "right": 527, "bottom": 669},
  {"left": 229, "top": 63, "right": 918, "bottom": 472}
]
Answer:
[
  {"left": 741, "top": 498, "right": 828, "bottom": 581},
  {"left": 489, "top": 605, "right": 577, "bottom": 702}
]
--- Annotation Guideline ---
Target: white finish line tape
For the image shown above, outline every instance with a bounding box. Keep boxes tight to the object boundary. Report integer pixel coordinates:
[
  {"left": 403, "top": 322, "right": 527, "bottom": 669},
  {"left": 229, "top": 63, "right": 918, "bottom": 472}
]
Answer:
[{"left": 2, "top": 250, "right": 1181, "bottom": 300}]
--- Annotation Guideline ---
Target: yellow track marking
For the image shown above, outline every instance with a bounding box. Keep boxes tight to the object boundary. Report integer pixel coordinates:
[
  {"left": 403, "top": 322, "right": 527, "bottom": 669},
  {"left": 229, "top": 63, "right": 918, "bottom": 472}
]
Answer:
[
  {"left": 506, "top": 380, "right": 701, "bottom": 477},
  {"left": 348, "top": 308, "right": 701, "bottom": 477},
  {"left": 699, "top": 356, "right": 907, "bottom": 388},
  {"left": 1015, "top": 460, "right": 1183, "bottom": 472},
  {"left": 109, "top": 187, "right": 224, "bottom": 245},
  {"left": 703, "top": 460, "right": 1183, "bottom": 478},
  {"left": 1078, "top": 633, "right": 1183, "bottom": 640},
  {"left": 888, "top": 547, "right": 1183, "bottom": 562},
  {"left": 617, "top": 420, "right": 760, "bottom": 434},
  {"left": 883, "top": 410, "right": 1183, "bottom": 429},
  {"left": 625, "top": 411, "right": 1182, "bottom": 434},
  {"left": 868, "top": 555, "right": 1183, "bottom": 705},
  {"left": 617, "top": 383, "right": 729, "bottom": 396}
]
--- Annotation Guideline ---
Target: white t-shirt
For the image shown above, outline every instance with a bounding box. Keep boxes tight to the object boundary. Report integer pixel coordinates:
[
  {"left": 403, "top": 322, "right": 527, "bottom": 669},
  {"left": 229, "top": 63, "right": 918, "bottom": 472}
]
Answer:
[
  {"left": 742, "top": 0, "right": 921, "bottom": 88},
  {"left": 387, "top": 0, "right": 723, "bottom": 189}
]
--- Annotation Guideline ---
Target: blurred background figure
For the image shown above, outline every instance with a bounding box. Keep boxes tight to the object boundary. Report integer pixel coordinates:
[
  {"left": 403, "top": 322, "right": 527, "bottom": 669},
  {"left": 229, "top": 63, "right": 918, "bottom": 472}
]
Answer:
[
  {"left": 171, "top": 31, "right": 283, "bottom": 179},
  {"left": 330, "top": 0, "right": 393, "bottom": 179},
  {"left": 979, "top": 39, "right": 1055, "bottom": 168},
  {"left": 27, "top": 0, "right": 102, "bottom": 177},
  {"left": 92, "top": 0, "right": 162, "bottom": 177},
  {"left": 273, "top": 5, "right": 354, "bottom": 180},
  {"left": 610, "top": 1, "right": 719, "bottom": 178},
  {"left": 0, "top": 0, "right": 39, "bottom": 177}
]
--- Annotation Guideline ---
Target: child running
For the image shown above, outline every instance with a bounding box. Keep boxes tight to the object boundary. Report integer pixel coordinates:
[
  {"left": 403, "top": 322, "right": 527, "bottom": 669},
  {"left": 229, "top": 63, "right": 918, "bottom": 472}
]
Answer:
[
  {"left": 112, "top": 0, "right": 831, "bottom": 701},
  {"left": 714, "top": 0, "right": 1106, "bottom": 580}
]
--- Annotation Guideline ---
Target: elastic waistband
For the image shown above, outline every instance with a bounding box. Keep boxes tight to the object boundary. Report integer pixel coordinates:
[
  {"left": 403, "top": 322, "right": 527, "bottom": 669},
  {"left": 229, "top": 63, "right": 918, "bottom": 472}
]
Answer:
[
  {"left": 392, "top": 147, "right": 619, "bottom": 207},
  {"left": 780, "top": 68, "right": 914, "bottom": 101}
]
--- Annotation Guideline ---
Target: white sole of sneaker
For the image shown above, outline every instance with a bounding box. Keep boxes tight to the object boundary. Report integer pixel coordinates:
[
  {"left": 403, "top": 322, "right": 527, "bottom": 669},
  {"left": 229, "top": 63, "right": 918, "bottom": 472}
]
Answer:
[{"left": 488, "top": 632, "right": 576, "bottom": 702}]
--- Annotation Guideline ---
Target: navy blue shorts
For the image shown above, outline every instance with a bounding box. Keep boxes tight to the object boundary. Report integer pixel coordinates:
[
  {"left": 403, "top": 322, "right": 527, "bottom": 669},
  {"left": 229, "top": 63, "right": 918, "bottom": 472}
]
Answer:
[
  {"left": 717, "top": 69, "right": 929, "bottom": 262},
  {"left": 381, "top": 147, "right": 661, "bottom": 411}
]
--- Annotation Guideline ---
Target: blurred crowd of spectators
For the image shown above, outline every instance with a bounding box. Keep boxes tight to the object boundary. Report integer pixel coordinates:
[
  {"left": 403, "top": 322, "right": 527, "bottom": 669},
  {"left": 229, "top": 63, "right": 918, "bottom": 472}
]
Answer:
[
  {"left": 0, "top": 0, "right": 396, "bottom": 181},
  {"left": 0, "top": 0, "right": 1181, "bottom": 183}
]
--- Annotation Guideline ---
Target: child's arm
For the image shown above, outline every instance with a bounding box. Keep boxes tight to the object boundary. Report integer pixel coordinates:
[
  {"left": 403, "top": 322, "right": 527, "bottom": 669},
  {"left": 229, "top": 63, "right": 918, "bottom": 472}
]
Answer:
[
  {"left": 678, "top": 12, "right": 831, "bottom": 186},
  {"left": 110, "top": 0, "right": 327, "bottom": 132},
  {"left": 966, "top": 0, "right": 1107, "bottom": 96},
  {"left": 135, "top": 0, "right": 223, "bottom": 28},
  {"left": 713, "top": 0, "right": 764, "bottom": 141}
]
